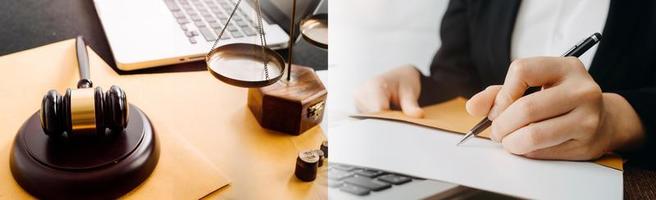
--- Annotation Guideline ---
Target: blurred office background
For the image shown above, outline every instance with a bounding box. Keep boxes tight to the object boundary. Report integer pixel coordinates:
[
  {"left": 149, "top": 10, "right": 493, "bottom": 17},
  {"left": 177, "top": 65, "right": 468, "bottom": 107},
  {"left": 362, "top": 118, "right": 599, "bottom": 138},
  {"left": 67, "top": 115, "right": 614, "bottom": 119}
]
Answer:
[{"left": 328, "top": 0, "right": 449, "bottom": 125}]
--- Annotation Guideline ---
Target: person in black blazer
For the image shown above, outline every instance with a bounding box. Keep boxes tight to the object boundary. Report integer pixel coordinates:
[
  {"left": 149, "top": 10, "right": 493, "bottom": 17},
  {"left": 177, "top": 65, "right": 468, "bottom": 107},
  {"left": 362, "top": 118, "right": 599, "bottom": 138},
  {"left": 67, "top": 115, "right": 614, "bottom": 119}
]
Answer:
[{"left": 355, "top": 0, "right": 656, "bottom": 164}]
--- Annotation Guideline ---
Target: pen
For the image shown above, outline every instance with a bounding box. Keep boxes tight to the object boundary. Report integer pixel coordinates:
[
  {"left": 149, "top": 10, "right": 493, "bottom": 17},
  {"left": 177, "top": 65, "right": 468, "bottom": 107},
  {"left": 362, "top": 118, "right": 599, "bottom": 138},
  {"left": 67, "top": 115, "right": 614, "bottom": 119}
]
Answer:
[{"left": 456, "top": 32, "right": 602, "bottom": 146}]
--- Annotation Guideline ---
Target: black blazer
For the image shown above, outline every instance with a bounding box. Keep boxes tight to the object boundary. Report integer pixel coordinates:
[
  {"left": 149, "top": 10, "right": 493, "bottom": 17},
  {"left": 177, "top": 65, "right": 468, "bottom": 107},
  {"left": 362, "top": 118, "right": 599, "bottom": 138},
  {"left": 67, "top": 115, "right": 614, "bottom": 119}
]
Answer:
[{"left": 419, "top": 0, "right": 656, "bottom": 164}]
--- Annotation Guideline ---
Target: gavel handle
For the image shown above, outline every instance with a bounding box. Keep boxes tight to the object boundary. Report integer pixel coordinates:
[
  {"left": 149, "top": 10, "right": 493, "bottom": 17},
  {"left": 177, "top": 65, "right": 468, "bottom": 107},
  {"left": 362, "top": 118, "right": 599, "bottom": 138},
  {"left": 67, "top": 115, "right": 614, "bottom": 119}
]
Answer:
[{"left": 76, "top": 36, "right": 93, "bottom": 89}]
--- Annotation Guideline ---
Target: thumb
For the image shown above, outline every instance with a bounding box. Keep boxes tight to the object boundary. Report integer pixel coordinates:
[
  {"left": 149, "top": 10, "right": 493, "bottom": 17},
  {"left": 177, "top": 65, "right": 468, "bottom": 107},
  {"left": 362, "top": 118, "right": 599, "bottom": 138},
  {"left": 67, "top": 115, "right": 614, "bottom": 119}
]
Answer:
[{"left": 398, "top": 86, "right": 424, "bottom": 118}]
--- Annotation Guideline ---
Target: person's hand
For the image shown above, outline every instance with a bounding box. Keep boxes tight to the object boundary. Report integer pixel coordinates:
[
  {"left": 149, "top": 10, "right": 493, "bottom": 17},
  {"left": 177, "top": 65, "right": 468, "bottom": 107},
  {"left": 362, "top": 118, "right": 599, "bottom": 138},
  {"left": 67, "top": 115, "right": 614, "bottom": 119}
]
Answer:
[
  {"left": 354, "top": 65, "right": 424, "bottom": 118},
  {"left": 466, "top": 57, "right": 645, "bottom": 160}
]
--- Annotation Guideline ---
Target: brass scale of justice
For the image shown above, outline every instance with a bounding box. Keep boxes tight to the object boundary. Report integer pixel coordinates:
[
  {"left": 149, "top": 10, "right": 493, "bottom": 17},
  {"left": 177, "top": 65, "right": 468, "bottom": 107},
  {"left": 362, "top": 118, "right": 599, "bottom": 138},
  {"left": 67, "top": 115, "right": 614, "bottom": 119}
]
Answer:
[{"left": 206, "top": 0, "right": 328, "bottom": 135}]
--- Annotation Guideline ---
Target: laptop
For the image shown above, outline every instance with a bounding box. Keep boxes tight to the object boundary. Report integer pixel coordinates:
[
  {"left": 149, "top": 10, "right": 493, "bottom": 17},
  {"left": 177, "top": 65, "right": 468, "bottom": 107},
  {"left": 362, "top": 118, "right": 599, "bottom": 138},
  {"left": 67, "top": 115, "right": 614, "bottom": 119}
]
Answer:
[{"left": 94, "top": 0, "right": 320, "bottom": 71}]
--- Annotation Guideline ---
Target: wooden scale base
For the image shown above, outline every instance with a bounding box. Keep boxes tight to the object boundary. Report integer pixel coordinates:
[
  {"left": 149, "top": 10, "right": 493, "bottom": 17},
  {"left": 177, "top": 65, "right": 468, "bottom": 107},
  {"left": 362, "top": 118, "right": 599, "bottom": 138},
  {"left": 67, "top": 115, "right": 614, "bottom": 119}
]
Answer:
[
  {"left": 10, "top": 104, "right": 159, "bottom": 199},
  {"left": 248, "top": 65, "right": 327, "bottom": 135}
]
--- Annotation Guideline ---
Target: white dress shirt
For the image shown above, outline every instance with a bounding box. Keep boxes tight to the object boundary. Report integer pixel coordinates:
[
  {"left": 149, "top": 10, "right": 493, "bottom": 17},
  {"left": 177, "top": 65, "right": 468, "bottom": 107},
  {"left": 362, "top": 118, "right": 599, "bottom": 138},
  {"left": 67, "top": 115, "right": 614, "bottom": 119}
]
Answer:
[{"left": 511, "top": 0, "right": 610, "bottom": 70}]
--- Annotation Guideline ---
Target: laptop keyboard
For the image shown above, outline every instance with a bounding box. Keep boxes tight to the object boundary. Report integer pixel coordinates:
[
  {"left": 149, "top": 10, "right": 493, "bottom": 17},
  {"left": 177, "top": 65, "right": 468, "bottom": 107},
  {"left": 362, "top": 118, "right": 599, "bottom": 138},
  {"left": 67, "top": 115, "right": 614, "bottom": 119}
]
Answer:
[
  {"left": 164, "top": 0, "right": 259, "bottom": 44},
  {"left": 329, "top": 163, "right": 417, "bottom": 196}
]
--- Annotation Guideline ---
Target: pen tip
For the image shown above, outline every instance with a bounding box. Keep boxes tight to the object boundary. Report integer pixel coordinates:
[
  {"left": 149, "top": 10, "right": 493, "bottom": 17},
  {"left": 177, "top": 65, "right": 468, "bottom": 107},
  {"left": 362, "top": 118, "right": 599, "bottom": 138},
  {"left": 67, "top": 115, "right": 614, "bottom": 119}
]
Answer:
[{"left": 456, "top": 131, "right": 474, "bottom": 146}]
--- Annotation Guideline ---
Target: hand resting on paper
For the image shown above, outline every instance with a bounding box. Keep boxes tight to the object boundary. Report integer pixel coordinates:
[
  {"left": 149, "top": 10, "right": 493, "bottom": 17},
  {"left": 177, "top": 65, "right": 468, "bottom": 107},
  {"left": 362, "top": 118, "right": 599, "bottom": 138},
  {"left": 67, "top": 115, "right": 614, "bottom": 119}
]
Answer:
[
  {"left": 354, "top": 65, "right": 425, "bottom": 118},
  {"left": 466, "top": 57, "right": 645, "bottom": 160}
]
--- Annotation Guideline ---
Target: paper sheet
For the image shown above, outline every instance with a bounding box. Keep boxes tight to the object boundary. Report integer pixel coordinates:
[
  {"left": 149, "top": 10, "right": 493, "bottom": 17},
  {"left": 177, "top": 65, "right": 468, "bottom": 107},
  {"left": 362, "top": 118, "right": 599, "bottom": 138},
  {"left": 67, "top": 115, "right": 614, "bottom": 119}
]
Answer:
[
  {"left": 352, "top": 97, "right": 623, "bottom": 170},
  {"left": 0, "top": 40, "right": 229, "bottom": 199},
  {"left": 328, "top": 119, "right": 623, "bottom": 199}
]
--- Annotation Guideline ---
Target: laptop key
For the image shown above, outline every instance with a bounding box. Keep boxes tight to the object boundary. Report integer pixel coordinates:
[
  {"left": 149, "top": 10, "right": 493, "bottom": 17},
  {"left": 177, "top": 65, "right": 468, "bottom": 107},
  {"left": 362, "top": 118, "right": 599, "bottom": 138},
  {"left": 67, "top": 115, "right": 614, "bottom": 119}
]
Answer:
[
  {"left": 227, "top": 24, "right": 238, "bottom": 31},
  {"left": 198, "top": 27, "right": 217, "bottom": 41},
  {"left": 185, "top": 31, "right": 194, "bottom": 37},
  {"left": 328, "top": 180, "right": 343, "bottom": 188},
  {"left": 343, "top": 176, "right": 391, "bottom": 191},
  {"left": 230, "top": 30, "right": 243, "bottom": 38},
  {"left": 377, "top": 174, "right": 412, "bottom": 185},
  {"left": 242, "top": 27, "right": 257, "bottom": 36},
  {"left": 177, "top": 17, "right": 190, "bottom": 24},
  {"left": 188, "top": 37, "right": 197, "bottom": 44},
  {"left": 172, "top": 11, "right": 186, "bottom": 18},
  {"left": 219, "top": 33, "right": 231, "bottom": 40},
  {"left": 236, "top": 20, "right": 248, "bottom": 27},
  {"left": 339, "top": 184, "right": 370, "bottom": 196},
  {"left": 332, "top": 164, "right": 357, "bottom": 172},
  {"left": 328, "top": 169, "right": 354, "bottom": 180},
  {"left": 209, "top": 21, "right": 222, "bottom": 29},
  {"left": 202, "top": 15, "right": 214, "bottom": 22},
  {"left": 164, "top": 0, "right": 180, "bottom": 11},
  {"left": 356, "top": 169, "right": 385, "bottom": 178},
  {"left": 194, "top": 20, "right": 206, "bottom": 27}
]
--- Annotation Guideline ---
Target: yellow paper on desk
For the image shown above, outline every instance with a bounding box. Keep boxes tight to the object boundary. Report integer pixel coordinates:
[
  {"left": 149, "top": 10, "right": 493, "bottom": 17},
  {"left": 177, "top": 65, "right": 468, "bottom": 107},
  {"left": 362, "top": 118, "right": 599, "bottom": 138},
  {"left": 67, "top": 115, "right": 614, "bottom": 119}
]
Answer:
[
  {"left": 0, "top": 40, "right": 229, "bottom": 199},
  {"left": 353, "top": 97, "right": 623, "bottom": 171}
]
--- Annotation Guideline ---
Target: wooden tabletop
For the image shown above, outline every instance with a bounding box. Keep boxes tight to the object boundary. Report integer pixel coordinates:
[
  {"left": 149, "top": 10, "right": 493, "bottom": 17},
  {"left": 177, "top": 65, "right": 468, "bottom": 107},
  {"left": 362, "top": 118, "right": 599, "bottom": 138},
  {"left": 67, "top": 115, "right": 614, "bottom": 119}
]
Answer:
[{"left": 0, "top": 39, "right": 329, "bottom": 199}]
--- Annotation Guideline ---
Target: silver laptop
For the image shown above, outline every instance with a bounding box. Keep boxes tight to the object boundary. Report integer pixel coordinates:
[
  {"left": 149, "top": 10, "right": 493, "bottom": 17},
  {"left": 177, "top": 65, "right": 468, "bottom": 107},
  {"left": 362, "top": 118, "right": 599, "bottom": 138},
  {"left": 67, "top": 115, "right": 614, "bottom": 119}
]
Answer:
[{"left": 94, "top": 0, "right": 290, "bottom": 71}]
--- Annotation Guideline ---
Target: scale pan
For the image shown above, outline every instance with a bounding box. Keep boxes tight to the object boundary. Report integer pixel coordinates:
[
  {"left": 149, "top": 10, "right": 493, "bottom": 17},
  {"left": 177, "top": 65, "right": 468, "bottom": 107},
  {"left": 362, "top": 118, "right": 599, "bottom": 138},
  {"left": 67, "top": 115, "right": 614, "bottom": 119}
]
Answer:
[
  {"left": 300, "top": 14, "right": 328, "bottom": 49},
  {"left": 207, "top": 43, "right": 285, "bottom": 88}
]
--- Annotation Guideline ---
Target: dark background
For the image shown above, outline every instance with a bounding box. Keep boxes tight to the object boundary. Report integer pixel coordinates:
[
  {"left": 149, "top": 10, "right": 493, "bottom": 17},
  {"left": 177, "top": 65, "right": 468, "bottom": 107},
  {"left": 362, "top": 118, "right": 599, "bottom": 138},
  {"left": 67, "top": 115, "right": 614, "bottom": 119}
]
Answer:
[
  {"left": 0, "top": 0, "right": 654, "bottom": 199},
  {"left": 0, "top": 0, "right": 327, "bottom": 75}
]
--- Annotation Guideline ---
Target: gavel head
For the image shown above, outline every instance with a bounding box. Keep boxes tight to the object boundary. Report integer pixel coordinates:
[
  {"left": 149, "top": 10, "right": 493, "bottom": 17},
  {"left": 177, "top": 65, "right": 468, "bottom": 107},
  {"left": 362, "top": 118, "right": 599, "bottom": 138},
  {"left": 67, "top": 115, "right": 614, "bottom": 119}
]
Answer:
[{"left": 40, "top": 85, "right": 128, "bottom": 137}]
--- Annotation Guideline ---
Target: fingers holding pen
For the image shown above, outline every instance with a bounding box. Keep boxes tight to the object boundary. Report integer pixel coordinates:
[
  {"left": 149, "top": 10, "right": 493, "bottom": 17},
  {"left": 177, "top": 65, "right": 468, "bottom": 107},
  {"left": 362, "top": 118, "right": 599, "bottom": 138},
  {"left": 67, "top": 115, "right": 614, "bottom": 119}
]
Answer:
[
  {"left": 490, "top": 83, "right": 580, "bottom": 142},
  {"left": 466, "top": 85, "right": 501, "bottom": 117},
  {"left": 488, "top": 57, "right": 573, "bottom": 119}
]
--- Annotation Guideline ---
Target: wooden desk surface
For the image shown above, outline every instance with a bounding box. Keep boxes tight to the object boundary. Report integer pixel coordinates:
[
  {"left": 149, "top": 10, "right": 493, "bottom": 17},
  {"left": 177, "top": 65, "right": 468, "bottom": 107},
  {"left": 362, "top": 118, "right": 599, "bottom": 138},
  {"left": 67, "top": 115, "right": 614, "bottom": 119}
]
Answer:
[{"left": 0, "top": 40, "right": 327, "bottom": 199}]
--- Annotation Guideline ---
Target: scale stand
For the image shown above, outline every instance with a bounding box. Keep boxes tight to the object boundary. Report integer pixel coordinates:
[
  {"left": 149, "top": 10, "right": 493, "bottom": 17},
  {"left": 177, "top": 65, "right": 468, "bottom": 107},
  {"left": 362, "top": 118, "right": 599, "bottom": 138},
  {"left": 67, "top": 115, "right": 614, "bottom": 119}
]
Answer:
[
  {"left": 206, "top": 0, "right": 327, "bottom": 135},
  {"left": 248, "top": 64, "right": 326, "bottom": 135}
]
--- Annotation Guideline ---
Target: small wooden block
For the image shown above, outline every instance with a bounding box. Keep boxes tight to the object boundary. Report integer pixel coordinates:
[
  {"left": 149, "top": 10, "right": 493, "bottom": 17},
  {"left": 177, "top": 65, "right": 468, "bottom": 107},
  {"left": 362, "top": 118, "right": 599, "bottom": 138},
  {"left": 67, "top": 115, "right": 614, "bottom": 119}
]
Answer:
[{"left": 248, "top": 65, "right": 327, "bottom": 135}]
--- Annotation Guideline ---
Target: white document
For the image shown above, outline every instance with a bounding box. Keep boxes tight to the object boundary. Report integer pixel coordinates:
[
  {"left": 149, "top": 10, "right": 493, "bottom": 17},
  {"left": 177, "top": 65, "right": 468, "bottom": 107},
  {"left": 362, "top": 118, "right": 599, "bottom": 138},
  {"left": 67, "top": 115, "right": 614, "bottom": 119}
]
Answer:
[{"left": 328, "top": 119, "right": 623, "bottom": 199}]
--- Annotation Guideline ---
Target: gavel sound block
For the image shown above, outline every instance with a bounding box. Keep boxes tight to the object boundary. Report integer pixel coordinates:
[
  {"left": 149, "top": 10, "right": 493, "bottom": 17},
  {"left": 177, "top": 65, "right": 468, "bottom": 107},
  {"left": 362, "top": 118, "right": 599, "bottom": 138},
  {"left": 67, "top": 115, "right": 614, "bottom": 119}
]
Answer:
[
  {"left": 10, "top": 105, "right": 159, "bottom": 199},
  {"left": 248, "top": 65, "right": 326, "bottom": 135}
]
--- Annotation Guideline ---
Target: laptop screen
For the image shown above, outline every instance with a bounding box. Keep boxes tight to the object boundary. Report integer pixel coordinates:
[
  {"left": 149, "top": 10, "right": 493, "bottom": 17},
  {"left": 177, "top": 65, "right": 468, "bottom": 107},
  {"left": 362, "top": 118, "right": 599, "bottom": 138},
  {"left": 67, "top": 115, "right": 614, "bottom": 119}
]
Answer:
[{"left": 258, "top": 0, "right": 324, "bottom": 38}]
